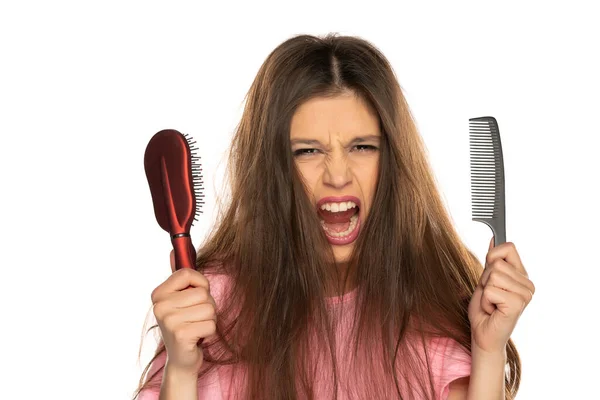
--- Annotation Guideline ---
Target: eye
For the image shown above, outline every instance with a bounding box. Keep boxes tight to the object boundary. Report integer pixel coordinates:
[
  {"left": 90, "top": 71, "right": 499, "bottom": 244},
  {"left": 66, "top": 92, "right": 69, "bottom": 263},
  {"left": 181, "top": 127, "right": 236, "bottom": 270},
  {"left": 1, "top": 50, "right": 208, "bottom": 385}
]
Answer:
[
  {"left": 293, "top": 148, "right": 320, "bottom": 157},
  {"left": 353, "top": 144, "right": 378, "bottom": 152}
]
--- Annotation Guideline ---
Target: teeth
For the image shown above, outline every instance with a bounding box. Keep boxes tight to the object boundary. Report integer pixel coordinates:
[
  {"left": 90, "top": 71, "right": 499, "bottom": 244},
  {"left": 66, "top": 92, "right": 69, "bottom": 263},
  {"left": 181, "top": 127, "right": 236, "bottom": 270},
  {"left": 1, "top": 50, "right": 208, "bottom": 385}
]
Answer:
[
  {"left": 322, "top": 214, "right": 358, "bottom": 238},
  {"left": 320, "top": 201, "right": 357, "bottom": 213}
]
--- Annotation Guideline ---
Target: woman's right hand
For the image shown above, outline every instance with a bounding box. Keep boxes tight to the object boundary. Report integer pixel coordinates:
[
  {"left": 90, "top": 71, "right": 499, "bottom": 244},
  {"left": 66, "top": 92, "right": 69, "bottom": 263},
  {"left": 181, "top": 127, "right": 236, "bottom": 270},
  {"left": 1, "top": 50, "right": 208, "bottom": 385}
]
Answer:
[{"left": 151, "top": 250, "right": 217, "bottom": 376}]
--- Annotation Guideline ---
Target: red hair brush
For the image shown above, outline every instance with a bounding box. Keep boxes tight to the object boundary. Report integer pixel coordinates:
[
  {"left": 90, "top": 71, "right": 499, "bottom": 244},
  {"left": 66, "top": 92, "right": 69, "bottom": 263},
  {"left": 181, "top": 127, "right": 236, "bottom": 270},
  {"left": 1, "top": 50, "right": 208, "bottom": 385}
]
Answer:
[{"left": 144, "top": 129, "right": 204, "bottom": 270}]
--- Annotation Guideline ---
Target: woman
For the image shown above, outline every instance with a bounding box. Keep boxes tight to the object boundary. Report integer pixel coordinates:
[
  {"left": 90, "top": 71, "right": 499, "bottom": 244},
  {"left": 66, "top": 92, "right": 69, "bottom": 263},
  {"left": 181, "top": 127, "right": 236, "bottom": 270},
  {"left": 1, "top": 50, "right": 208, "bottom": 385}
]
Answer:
[{"left": 134, "top": 33, "right": 535, "bottom": 400}]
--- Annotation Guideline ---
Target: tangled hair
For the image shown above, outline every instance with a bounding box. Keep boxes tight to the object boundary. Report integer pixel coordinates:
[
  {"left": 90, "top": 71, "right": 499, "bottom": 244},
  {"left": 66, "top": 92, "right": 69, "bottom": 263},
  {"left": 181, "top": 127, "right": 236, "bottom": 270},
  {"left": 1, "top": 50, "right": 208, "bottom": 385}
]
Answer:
[{"left": 134, "top": 33, "right": 521, "bottom": 399}]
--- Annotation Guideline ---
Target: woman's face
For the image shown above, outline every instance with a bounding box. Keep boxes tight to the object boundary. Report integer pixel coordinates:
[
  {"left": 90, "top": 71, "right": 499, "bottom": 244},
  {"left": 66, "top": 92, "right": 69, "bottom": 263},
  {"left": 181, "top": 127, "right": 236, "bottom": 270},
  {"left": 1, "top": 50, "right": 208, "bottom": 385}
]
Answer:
[{"left": 290, "top": 93, "right": 381, "bottom": 263}]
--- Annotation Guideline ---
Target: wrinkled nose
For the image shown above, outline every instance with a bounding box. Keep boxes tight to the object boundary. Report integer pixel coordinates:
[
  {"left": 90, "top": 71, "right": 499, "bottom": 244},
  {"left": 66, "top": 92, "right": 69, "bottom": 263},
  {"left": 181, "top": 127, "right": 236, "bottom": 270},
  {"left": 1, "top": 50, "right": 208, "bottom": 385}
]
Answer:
[{"left": 323, "top": 155, "right": 352, "bottom": 190}]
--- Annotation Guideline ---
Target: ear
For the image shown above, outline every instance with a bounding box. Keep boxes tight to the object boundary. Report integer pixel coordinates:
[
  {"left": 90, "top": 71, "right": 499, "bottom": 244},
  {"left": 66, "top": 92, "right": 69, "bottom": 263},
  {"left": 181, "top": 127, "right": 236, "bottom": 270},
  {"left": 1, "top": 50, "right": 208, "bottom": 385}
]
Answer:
[{"left": 170, "top": 249, "right": 176, "bottom": 272}]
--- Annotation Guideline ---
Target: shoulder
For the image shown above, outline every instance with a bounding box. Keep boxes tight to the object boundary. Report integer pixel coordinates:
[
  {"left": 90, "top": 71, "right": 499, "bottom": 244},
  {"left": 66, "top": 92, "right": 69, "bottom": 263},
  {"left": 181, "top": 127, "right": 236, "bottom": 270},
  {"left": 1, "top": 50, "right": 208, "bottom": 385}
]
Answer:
[
  {"left": 428, "top": 336, "right": 471, "bottom": 365},
  {"left": 427, "top": 336, "right": 471, "bottom": 400},
  {"left": 447, "top": 376, "right": 469, "bottom": 400}
]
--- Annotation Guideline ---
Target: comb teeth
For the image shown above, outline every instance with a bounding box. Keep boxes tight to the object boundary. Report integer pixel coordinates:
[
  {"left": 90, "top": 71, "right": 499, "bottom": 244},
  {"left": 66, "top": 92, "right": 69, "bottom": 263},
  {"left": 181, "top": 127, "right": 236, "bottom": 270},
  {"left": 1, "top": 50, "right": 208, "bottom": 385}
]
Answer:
[
  {"left": 469, "top": 117, "right": 505, "bottom": 220},
  {"left": 183, "top": 133, "right": 205, "bottom": 224}
]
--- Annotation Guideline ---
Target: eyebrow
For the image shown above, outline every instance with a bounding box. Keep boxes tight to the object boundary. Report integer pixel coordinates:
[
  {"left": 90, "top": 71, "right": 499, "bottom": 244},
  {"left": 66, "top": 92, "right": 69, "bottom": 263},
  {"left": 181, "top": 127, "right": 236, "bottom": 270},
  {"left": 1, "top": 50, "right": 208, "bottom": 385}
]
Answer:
[{"left": 290, "top": 135, "right": 381, "bottom": 146}]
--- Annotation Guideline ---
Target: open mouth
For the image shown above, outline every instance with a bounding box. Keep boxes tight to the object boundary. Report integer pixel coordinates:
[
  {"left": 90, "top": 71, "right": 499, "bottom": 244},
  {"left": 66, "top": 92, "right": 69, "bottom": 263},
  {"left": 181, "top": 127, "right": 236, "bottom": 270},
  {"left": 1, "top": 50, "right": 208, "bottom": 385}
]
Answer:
[{"left": 317, "top": 198, "right": 361, "bottom": 245}]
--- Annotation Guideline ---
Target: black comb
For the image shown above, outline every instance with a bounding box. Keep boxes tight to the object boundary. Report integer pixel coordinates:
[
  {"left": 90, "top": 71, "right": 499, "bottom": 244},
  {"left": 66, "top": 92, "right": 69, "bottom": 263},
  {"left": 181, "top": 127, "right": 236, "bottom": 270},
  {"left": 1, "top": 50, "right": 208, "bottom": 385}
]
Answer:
[{"left": 469, "top": 116, "right": 506, "bottom": 246}]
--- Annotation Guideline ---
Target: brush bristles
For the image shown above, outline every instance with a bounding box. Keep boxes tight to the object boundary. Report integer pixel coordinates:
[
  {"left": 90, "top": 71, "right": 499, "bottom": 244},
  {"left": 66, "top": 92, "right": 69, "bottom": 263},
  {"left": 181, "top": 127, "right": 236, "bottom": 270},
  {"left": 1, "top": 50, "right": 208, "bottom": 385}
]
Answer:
[
  {"left": 469, "top": 117, "right": 504, "bottom": 220},
  {"left": 184, "top": 133, "right": 205, "bottom": 223}
]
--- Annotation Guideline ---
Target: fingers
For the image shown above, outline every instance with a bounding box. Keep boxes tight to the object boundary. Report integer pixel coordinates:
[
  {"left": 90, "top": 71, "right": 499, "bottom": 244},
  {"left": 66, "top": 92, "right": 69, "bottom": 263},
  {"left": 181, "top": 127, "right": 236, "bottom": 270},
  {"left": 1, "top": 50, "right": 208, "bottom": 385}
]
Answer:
[
  {"left": 157, "top": 286, "right": 216, "bottom": 311},
  {"left": 479, "top": 285, "right": 496, "bottom": 315},
  {"left": 482, "top": 268, "right": 534, "bottom": 305},
  {"left": 481, "top": 285, "right": 528, "bottom": 318},
  {"left": 486, "top": 241, "right": 528, "bottom": 277},
  {"left": 151, "top": 267, "right": 210, "bottom": 304},
  {"left": 173, "top": 320, "right": 218, "bottom": 344},
  {"left": 480, "top": 259, "right": 536, "bottom": 297},
  {"left": 170, "top": 250, "right": 175, "bottom": 273},
  {"left": 159, "top": 303, "right": 217, "bottom": 326},
  {"left": 477, "top": 254, "right": 535, "bottom": 317},
  {"left": 156, "top": 301, "right": 218, "bottom": 345}
]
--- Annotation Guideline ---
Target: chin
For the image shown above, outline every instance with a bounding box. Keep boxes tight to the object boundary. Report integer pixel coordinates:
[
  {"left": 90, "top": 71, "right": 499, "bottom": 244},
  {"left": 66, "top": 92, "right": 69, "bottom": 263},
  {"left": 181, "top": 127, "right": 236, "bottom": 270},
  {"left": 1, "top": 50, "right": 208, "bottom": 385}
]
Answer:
[{"left": 332, "top": 244, "right": 354, "bottom": 264}]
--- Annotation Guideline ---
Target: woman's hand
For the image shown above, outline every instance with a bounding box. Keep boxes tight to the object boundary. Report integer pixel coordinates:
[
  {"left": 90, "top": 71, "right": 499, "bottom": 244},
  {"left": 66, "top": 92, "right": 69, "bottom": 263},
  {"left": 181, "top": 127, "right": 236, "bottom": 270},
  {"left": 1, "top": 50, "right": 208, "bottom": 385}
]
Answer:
[
  {"left": 151, "top": 251, "right": 217, "bottom": 376},
  {"left": 468, "top": 238, "right": 535, "bottom": 354}
]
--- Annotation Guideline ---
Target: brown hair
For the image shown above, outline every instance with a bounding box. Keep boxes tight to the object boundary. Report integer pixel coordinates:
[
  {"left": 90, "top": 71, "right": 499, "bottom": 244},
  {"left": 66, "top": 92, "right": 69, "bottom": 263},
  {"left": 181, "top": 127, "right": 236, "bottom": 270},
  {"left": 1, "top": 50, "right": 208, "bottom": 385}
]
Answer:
[{"left": 134, "top": 33, "right": 521, "bottom": 399}]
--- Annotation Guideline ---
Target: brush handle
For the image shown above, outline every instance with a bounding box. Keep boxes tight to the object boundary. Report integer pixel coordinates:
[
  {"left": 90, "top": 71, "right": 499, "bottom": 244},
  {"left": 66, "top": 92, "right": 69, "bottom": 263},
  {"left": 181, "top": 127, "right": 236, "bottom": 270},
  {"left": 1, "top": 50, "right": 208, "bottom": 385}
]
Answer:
[
  {"left": 171, "top": 234, "right": 205, "bottom": 346},
  {"left": 171, "top": 234, "right": 197, "bottom": 270}
]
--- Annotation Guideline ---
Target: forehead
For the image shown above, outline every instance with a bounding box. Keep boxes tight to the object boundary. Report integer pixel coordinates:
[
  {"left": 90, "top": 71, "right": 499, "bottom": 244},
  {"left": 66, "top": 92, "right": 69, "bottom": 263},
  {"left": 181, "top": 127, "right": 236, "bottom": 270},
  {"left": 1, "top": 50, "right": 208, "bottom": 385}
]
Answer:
[{"left": 290, "top": 93, "right": 380, "bottom": 140}]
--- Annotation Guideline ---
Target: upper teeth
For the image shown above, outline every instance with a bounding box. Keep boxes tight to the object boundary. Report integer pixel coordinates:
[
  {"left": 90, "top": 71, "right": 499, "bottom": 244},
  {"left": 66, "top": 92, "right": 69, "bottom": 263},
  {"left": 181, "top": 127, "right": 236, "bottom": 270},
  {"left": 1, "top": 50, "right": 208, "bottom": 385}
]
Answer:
[{"left": 320, "top": 201, "right": 357, "bottom": 212}]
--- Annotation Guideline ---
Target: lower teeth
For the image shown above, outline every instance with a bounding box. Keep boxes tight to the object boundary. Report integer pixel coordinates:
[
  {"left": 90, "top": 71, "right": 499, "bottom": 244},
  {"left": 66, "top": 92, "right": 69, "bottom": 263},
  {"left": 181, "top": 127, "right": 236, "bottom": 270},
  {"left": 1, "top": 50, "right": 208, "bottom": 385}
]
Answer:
[{"left": 321, "top": 214, "right": 358, "bottom": 238}]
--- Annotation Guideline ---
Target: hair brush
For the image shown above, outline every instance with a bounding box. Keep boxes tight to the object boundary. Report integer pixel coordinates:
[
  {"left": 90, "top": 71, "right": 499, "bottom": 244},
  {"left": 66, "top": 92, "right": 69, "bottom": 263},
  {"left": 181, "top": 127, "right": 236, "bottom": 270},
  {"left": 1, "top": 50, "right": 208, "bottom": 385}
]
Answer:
[
  {"left": 469, "top": 116, "right": 506, "bottom": 246},
  {"left": 144, "top": 129, "right": 205, "bottom": 270}
]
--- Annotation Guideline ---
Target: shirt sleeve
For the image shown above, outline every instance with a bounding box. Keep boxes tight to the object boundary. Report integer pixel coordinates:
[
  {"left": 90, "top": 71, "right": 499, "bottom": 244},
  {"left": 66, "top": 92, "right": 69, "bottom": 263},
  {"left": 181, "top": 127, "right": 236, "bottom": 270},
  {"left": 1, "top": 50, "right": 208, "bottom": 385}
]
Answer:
[
  {"left": 430, "top": 336, "right": 472, "bottom": 400},
  {"left": 137, "top": 388, "right": 159, "bottom": 400}
]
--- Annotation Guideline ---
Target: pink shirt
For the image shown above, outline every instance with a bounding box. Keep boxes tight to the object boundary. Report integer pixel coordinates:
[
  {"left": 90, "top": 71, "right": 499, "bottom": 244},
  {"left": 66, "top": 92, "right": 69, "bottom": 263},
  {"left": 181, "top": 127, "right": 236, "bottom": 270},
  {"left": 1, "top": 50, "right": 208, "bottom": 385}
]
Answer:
[{"left": 138, "top": 274, "right": 471, "bottom": 400}]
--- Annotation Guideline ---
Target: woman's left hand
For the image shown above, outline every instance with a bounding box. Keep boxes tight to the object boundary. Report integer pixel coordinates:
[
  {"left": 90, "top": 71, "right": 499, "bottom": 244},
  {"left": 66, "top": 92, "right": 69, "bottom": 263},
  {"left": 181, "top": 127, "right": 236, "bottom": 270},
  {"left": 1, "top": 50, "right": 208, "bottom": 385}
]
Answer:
[{"left": 468, "top": 238, "right": 536, "bottom": 354}]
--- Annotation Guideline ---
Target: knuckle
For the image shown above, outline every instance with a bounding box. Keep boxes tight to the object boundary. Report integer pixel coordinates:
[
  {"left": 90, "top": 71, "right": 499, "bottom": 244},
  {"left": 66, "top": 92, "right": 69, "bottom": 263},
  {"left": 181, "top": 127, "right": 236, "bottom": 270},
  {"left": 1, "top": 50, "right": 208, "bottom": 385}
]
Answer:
[
  {"left": 487, "top": 270, "right": 501, "bottom": 284},
  {"left": 206, "top": 302, "right": 216, "bottom": 317},
  {"left": 162, "top": 312, "right": 177, "bottom": 329},
  {"left": 173, "top": 326, "right": 188, "bottom": 342},
  {"left": 488, "top": 269, "right": 499, "bottom": 280},
  {"left": 198, "top": 273, "right": 210, "bottom": 290},
  {"left": 179, "top": 268, "right": 194, "bottom": 280},
  {"left": 482, "top": 286, "right": 490, "bottom": 297},
  {"left": 196, "top": 287, "right": 209, "bottom": 303},
  {"left": 521, "top": 298, "right": 528, "bottom": 310},
  {"left": 205, "top": 319, "right": 217, "bottom": 335},
  {"left": 150, "top": 287, "right": 160, "bottom": 304},
  {"left": 483, "top": 285, "right": 494, "bottom": 297},
  {"left": 492, "top": 261, "right": 508, "bottom": 275},
  {"left": 526, "top": 290, "right": 533, "bottom": 303},
  {"left": 152, "top": 302, "right": 165, "bottom": 319}
]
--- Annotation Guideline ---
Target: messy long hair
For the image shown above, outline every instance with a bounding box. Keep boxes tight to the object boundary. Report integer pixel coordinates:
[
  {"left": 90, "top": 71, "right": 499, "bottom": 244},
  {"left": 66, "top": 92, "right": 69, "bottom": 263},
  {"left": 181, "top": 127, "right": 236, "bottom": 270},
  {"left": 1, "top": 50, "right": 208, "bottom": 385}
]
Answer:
[{"left": 134, "top": 33, "right": 521, "bottom": 399}]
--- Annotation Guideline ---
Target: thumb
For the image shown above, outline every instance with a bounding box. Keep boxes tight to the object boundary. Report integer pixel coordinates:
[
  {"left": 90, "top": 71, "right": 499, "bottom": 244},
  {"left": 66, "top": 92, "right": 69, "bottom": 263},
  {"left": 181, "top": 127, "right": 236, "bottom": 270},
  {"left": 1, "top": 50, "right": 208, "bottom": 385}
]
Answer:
[
  {"left": 489, "top": 236, "right": 495, "bottom": 251},
  {"left": 169, "top": 249, "right": 176, "bottom": 272}
]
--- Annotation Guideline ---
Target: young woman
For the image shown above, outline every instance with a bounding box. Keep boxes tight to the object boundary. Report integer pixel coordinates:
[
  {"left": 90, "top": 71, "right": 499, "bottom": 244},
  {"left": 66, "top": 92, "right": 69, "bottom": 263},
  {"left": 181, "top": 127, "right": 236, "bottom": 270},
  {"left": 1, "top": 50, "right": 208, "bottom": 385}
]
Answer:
[{"left": 134, "top": 33, "right": 535, "bottom": 400}]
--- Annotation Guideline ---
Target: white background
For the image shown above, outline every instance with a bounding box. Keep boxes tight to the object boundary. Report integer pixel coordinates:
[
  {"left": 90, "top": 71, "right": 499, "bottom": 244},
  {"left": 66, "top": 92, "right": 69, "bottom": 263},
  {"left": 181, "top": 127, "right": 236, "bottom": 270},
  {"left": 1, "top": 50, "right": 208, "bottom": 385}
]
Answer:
[{"left": 1, "top": 1, "right": 598, "bottom": 399}]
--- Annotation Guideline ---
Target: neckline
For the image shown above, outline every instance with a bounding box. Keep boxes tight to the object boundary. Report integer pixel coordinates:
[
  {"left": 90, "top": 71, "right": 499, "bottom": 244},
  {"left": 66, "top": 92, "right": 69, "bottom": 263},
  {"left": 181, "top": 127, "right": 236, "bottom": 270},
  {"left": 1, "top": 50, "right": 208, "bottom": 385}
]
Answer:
[{"left": 325, "top": 285, "right": 359, "bottom": 305}]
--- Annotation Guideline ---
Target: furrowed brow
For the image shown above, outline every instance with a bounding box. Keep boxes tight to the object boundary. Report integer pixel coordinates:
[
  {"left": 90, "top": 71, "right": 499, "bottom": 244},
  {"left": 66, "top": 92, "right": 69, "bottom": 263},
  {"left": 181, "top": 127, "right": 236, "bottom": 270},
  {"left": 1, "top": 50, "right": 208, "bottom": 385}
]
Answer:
[
  {"left": 349, "top": 135, "right": 381, "bottom": 145},
  {"left": 290, "top": 135, "right": 381, "bottom": 147},
  {"left": 290, "top": 139, "right": 322, "bottom": 146}
]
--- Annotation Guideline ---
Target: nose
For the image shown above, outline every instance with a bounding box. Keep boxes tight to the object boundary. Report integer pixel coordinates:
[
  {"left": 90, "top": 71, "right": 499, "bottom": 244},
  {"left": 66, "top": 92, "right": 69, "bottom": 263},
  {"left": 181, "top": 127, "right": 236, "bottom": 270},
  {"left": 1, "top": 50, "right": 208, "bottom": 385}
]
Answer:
[{"left": 323, "top": 153, "right": 352, "bottom": 189}]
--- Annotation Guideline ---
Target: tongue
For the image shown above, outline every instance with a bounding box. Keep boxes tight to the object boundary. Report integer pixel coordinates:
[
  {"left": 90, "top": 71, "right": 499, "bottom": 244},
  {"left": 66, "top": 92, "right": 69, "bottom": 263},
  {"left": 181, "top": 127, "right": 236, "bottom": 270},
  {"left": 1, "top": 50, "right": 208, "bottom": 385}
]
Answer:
[
  {"left": 318, "top": 208, "right": 357, "bottom": 233},
  {"left": 324, "top": 221, "right": 351, "bottom": 233},
  {"left": 319, "top": 208, "right": 356, "bottom": 223}
]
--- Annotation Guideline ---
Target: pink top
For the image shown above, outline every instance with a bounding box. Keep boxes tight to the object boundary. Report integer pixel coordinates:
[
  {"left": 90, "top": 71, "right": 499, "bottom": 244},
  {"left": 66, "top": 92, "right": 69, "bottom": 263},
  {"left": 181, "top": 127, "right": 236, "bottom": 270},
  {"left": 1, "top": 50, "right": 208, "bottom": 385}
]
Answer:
[{"left": 138, "top": 274, "right": 471, "bottom": 400}]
